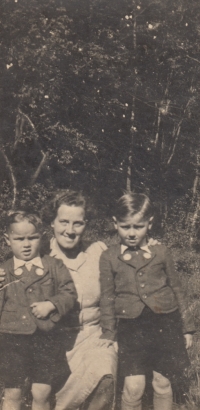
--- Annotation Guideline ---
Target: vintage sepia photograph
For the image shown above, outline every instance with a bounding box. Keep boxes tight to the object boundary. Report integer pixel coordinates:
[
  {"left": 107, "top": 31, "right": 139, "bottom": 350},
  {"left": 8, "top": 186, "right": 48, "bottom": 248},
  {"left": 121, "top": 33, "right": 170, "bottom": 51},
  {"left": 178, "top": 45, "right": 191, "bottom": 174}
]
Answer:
[{"left": 0, "top": 0, "right": 200, "bottom": 409}]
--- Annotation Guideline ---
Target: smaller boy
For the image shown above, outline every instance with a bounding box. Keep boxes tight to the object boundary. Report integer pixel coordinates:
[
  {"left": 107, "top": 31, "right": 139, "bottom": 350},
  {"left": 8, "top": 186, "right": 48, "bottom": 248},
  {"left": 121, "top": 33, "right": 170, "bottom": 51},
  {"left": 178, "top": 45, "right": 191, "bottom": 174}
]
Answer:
[
  {"left": 100, "top": 193, "right": 195, "bottom": 410},
  {"left": 0, "top": 210, "right": 77, "bottom": 410}
]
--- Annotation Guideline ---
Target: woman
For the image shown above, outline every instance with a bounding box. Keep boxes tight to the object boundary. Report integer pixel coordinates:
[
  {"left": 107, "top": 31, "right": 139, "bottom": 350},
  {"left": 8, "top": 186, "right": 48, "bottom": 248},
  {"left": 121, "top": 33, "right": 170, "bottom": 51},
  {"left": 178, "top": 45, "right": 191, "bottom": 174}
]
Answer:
[{"left": 43, "top": 190, "right": 117, "bottom": 410}]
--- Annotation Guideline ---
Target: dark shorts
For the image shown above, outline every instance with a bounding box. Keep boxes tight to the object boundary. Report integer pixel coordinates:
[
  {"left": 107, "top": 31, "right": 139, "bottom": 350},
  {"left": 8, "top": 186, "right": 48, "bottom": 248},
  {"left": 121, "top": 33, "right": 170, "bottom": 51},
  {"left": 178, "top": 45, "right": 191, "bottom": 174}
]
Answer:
[
  {"left": 118, "top": 307, "right": 190, "bottom": 389},
  {"left": 0, "top": 328, "right": 71, "bottom": 388}
]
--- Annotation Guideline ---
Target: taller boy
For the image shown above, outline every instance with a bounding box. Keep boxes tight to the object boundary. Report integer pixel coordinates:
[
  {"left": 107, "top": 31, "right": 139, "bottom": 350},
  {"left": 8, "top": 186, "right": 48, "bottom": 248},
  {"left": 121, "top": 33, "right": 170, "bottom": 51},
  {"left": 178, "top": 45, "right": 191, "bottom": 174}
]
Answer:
[
  {"left": 0, "top": 210, "right": 77, "bottom": 410},
  {"left": 100, "top": 193, "right": 195, "bottom": 410}
]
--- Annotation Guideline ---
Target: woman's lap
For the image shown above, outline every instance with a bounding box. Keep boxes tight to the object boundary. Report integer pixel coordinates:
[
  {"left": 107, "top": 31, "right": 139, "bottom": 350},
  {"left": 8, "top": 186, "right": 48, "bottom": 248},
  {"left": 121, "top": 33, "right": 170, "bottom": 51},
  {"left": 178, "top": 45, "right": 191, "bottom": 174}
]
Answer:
[
  {"left": 55, "top": 326, "right": 117, "bottom": 410},
  {"left": 68, "top": 326, "right": 117, "bottom": 372}
]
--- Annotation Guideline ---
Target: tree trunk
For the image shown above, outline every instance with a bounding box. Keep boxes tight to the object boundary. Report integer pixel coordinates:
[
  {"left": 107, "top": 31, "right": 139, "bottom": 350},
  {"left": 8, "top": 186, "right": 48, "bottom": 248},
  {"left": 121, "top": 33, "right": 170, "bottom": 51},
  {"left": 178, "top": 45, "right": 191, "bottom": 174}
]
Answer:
[
  {"left": 126, "top": 12, "right": 137, "bottom": 191},
  {"left": 31, "top": 151, "right": 48, "bottom": 185},
  {"left": 187, "top": 151, "right": 200, "bottom": 245},
  {"left": 167, "top": 98, "right": 193, "bottom": 166}
]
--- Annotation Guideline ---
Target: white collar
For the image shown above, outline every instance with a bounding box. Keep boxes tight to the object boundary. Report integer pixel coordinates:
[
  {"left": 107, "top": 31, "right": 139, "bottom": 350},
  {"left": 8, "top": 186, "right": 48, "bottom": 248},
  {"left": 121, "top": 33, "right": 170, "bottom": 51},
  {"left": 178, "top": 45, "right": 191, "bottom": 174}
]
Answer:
[
  {"left": 50, "top": 237, "right": 86, "bottom": 271},
  {"left": 14, "top": 256, "right": 44, "bottom": 270},
  {"left": 121, "top": 244, "right": 151, "bottom": 255}
]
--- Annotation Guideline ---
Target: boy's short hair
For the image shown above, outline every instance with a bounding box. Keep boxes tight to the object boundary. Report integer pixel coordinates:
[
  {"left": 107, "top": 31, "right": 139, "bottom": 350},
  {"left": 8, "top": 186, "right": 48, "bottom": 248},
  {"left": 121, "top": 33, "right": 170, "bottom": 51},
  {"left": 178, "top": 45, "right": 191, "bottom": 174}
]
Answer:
[
  {"left": 115, "top": 192, "right": 154, "bottom": 221},
  {"left": 5, "top": 210, "right": 43, "bottom": 234}
]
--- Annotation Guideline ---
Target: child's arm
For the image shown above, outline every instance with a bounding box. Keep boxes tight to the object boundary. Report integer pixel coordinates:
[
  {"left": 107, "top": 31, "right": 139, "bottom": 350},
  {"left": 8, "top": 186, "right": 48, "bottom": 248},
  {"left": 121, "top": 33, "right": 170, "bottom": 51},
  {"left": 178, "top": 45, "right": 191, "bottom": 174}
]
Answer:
[
  {"left": 99, "top": 250, "right": 117, "bottom": 341},
  {"left": 164, "top": 247, "right": 195, "bottom": 336},
  {"left": 31, "top": 258, "right": 77, "bottom": 320}
]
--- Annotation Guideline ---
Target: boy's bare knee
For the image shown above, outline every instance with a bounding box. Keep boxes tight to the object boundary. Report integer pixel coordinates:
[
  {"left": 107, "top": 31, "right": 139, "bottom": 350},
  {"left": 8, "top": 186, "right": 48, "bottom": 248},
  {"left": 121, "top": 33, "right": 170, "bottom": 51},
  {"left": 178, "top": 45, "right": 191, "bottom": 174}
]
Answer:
[
  {"left": 32, "top": 383, "right": 51, "bottom": 404},
  {"left": 4, "top": 388, "right": 22, "bottom": 401},
  {"left": 122, "top": 375, "right": 145, "bottom": 402},
  {"left": 152, "top": 371, "right": 172, "bottom": 395}
]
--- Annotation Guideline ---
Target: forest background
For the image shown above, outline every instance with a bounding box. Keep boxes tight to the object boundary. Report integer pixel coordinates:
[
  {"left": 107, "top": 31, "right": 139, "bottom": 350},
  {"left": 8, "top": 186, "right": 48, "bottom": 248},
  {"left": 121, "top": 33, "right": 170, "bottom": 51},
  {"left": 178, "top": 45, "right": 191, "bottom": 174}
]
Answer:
[{"left": 1, "top": 0, "right": 200, "bottom": 408}]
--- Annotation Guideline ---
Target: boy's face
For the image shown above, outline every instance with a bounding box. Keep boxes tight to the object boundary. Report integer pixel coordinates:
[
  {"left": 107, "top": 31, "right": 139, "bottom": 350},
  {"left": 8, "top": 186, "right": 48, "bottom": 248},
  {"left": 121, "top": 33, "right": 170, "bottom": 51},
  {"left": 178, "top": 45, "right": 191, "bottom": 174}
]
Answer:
[
  {"left": 113, "top": 212, "right": 153, "bottom": 248},
  {"left": 5, "top": 220, "right": 41, "bottom": 261}
]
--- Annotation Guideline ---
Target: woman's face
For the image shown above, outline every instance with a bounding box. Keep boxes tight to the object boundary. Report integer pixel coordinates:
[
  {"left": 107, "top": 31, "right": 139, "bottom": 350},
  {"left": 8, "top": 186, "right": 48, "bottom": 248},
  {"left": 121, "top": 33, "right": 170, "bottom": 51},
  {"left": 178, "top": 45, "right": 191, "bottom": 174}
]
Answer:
[{"left": 51, "top": 204, "right": 86, "bottom": 250}]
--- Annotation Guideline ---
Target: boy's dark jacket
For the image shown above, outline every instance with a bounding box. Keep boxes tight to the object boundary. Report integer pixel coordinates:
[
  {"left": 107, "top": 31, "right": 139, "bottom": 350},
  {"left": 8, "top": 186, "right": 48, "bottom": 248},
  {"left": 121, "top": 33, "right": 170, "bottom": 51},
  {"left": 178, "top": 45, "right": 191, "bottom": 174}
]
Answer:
[
  {"left": 0, "top": 255, "right": 77, "bottom": 334},
  {"left": 100, "top": 244, "right": 195, "bottom": 340}
]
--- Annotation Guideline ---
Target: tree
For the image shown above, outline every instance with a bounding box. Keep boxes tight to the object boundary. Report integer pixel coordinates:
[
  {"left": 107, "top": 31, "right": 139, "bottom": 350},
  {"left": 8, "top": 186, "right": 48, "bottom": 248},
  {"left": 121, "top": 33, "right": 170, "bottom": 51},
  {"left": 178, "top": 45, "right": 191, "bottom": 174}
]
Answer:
[{"left": 1, "top": 0, "right": 200, "bottom": 235}]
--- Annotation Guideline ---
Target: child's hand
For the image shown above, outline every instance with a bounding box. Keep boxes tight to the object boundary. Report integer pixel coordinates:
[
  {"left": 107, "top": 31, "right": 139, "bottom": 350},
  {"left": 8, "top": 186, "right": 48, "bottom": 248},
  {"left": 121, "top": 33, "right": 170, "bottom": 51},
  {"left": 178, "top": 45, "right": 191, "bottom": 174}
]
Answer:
[
  {"left": 0, "top": 269, "right": 6, "bottom": 288},
  {"left": 184, "top": 333, "right": 193, "bottom": 349},
  {"left": 30, "top": 301, "right": 56, "bottom": 319}
]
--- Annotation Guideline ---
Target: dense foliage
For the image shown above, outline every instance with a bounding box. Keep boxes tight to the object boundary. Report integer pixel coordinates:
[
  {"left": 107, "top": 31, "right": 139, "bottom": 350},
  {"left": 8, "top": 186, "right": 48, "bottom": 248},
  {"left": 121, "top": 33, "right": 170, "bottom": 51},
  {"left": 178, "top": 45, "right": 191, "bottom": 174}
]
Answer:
[{"left": 0, "top": 0, "right": 200, "bottom": 239}]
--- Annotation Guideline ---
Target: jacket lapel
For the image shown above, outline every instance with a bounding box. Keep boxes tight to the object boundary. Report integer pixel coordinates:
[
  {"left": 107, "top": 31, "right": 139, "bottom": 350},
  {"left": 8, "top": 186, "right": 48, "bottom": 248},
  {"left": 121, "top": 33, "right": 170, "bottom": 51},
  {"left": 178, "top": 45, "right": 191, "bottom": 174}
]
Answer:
[
  {"left": 118, "top": 247, "right": 156, "bottom": 270},
  {"left": 8, "top": 258, "right": 49, "bottom": 289},
  {"left": 118, "top": 252, "right": 137, "bottom": 268},
  {"left": 23, "top": 258, "right": 49, "bottom": 289},
  {"left": 135, "top": 250, "right": 156, "bottom": 272}
]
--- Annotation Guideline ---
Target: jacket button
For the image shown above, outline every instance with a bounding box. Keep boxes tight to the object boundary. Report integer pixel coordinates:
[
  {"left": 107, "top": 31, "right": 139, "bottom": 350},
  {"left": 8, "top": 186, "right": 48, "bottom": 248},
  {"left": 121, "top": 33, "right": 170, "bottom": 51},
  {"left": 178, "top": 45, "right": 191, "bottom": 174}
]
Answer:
[
  {"left": 143, "top": 294, "right": 147, "bottom": 299},
  {"left": 28, "top": 288, "right": 33, "bottom": 293},
  {"left": 22, "top": 315, "right": 26, "bottom": 319},
  {"left": 139, "top": 272, "right": 143, "bottom": 276},
  {"left": 140, "top": 283, "right": 145, "bottom": 288}
]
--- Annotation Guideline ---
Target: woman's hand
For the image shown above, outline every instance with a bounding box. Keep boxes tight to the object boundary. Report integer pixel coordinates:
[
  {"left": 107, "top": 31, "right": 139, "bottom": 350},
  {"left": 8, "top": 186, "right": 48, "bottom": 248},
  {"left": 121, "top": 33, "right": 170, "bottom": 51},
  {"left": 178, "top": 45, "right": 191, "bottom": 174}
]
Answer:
[
  {"left": 0, "top": 269, "right": 6, "bottom": 288},
  {"left": 30, "top": 301, "right": 56, "bottom": 319},
  {"left": 98, "top": 339, "right": 118, "bottom": 352},
  {"left": 148, "top": 238, "right": 161, "bottom": 246},
  {"left": 113, "top": 341, "right": 118, "bottom": 353},
  {"left": 98, "top": 339, "right": 113, "bottom": 348},
  {"left": 184, "top": 333, "right": 193, "bottom": 349}
]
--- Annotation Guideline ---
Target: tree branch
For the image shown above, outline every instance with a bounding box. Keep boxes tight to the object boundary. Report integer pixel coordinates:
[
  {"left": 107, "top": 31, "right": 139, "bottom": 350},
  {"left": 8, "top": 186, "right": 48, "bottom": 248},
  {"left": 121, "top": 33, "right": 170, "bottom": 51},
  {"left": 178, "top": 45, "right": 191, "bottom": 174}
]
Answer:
[
  {"left": 17, "top": 109, "right": 48, "bottom": 184},
  {"left": 154, "top": 71, "right": 173, "bottom": 147},
  {"left": 155, "top": 104, "right": 161, "bottom": 147},
  {"left": 18, "top": 108, "right": 38, "bottom": 134},
  {"left": 31, "top": 151, "right": 48, "bottom": 185},
  {"left": 0, "top": 149, "right": 17, "bottom": 207},
  {"left": 167, "top": 98, "right": 193, "bottom": 165}
]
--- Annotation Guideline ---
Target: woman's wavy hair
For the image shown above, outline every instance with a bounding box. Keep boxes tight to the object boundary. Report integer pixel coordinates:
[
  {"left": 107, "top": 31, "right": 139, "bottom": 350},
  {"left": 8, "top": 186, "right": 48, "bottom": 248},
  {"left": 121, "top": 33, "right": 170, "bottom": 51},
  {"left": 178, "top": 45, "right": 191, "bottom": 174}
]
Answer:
[{"left": 42, "top": 190, "right": 87, "bottom": 224}]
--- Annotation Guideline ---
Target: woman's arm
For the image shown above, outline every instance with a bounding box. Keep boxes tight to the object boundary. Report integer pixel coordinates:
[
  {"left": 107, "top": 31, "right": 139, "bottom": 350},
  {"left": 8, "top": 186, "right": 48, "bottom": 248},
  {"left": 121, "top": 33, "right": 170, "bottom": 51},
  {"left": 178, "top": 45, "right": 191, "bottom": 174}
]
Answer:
[{"left": 99, "top": 250, "right": 117, "bottom": 341}]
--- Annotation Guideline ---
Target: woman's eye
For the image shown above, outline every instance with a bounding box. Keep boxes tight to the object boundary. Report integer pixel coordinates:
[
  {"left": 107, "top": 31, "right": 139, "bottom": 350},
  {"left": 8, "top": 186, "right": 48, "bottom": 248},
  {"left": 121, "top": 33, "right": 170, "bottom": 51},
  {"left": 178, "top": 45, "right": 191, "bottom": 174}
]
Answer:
[
  {"left": 74, "top": 222, "right": 83, "bottom": 228},
  {"left": 60, "top": 220, "right": 67, "bottom": 225}
]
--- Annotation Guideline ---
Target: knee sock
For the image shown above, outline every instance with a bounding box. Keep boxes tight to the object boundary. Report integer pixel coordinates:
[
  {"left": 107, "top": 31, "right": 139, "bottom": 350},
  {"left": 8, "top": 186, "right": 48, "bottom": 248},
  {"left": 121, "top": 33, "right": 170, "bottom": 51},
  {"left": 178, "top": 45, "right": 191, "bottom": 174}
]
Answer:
[
  {"left": 121, "top": 397, "right": 142, "bottom": 410},
  {"left": 153, "top": 391, "right": 173, "bottom": 410}
]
